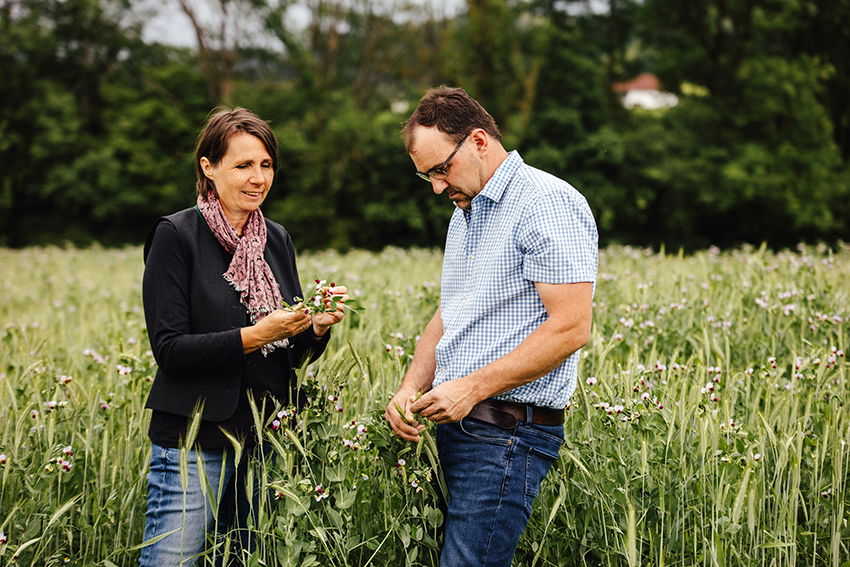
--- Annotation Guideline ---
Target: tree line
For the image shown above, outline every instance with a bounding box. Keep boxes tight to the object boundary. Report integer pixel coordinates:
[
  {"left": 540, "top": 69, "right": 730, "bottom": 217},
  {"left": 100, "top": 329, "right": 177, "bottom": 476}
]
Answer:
[{"left": 2, "top": 0, "right": 848, "bottom": 250}]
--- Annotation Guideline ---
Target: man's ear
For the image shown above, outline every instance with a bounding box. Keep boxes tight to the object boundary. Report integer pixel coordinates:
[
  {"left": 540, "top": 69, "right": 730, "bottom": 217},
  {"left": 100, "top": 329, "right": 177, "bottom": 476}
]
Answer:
[
  {"left": 470, "top": 128, "right": 489, "bottom": 156},
  {"left": 200, "top": 157, "right": 215, "bottom": 179}
]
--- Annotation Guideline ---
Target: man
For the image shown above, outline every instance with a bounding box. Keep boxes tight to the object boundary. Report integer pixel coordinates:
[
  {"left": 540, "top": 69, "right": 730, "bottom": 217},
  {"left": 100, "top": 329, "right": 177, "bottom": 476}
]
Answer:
[{"left": 384, "top": 86, "right": 598, "bottom": 567}]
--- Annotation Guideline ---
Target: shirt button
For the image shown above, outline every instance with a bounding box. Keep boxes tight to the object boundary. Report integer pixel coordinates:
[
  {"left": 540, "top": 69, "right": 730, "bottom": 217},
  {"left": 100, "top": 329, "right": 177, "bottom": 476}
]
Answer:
[{"left": 467, "top": 254, "right": 474, "bottom": 261}]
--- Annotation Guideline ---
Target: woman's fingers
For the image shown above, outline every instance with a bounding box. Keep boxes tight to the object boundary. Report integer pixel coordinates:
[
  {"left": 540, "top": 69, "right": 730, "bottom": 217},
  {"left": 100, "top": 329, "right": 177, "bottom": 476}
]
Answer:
[{"left": 264, "top": 309, "right": 311, "bottom": 338}]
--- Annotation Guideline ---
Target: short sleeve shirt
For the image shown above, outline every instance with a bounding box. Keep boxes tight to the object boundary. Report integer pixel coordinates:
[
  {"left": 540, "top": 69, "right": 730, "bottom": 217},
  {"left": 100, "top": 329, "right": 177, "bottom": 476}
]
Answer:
[{"left": 434, "top": 151, "right": 598, "bottom": 408}]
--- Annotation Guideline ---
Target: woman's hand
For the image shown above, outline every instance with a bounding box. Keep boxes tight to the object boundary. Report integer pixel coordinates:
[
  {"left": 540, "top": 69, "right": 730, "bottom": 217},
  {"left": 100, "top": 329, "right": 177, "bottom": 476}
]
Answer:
[
  {"left": 241, "top": 309, "right": 311, "bottom": 353},
  {"left": 312, "top": 285, "right": 348, "bottom": 337}
]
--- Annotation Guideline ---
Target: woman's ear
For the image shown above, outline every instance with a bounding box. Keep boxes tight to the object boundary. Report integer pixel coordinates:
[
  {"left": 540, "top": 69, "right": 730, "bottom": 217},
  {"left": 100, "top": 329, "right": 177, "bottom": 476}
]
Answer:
[{"left": 200, "top": 157, "right": 215, "bottom": 180}]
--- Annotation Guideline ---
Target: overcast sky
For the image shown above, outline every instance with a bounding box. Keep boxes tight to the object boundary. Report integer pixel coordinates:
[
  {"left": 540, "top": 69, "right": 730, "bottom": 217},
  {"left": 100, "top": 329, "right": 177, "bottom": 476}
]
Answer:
[{"left": 141, "top": 0, "right": 466, "bottom": 48}]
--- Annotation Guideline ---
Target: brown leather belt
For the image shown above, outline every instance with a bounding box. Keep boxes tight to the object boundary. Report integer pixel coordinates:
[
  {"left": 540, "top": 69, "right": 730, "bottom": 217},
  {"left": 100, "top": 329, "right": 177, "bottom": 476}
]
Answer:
[{"left": 466, "top": 399, "right": 564, "bottom": 429}]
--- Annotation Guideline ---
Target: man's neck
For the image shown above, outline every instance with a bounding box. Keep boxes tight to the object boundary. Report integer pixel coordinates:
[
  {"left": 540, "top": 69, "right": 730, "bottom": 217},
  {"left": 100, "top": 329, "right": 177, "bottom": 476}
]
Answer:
[{"left": 481, "top": 144, "right": 510, "bottom": 186}]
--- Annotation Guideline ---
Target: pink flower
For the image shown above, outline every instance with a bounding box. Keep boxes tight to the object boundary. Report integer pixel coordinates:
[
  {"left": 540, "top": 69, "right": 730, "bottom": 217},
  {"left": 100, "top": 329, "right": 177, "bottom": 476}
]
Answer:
[{"left": 314, "top": 484, "right": 329, "bottom": 501}]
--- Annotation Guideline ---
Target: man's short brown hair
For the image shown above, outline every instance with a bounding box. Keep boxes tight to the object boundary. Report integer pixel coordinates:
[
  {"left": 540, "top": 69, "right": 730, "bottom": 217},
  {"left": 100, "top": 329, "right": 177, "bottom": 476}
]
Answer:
[{"left": 403, "top": 86, "right": 502, "bottom": 152}]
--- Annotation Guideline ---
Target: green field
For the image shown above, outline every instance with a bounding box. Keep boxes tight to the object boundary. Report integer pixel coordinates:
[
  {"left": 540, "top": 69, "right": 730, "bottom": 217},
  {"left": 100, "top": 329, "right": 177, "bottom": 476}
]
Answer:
[{"left": 0, "top": 244, "right": 847, "bottom": 566}]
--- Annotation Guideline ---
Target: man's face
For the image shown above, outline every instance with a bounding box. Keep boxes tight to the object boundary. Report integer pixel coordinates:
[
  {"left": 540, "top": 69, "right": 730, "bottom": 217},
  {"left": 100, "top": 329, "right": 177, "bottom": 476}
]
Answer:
[{"left": 409, "top": 126, "right": 484, "bottom": 211}]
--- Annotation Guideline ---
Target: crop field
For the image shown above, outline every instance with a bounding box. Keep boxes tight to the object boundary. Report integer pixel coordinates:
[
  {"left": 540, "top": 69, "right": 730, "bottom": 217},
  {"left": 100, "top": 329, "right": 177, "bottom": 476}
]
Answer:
[{"left": 0, "top": 243, "right": 848, "bottom": 566}]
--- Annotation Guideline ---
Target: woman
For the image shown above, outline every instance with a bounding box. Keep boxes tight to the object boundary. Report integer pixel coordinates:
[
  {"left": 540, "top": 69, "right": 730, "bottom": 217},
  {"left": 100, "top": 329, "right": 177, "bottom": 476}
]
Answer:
[{"left": 139, "top": 107, "right": 346, "bottom": 565}]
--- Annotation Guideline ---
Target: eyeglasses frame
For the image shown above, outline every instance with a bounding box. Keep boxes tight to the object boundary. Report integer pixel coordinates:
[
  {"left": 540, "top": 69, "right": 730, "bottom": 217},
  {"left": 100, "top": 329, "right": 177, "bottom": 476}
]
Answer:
[{"left": 415, "top": 131, "right": 471, "bottom": 182}]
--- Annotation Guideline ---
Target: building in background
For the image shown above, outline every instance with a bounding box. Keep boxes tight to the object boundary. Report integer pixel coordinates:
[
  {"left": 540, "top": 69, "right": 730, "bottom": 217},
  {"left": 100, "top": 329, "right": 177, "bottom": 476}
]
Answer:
[{"left": 612, "top": 73, "right": 678, "bottom": 110}]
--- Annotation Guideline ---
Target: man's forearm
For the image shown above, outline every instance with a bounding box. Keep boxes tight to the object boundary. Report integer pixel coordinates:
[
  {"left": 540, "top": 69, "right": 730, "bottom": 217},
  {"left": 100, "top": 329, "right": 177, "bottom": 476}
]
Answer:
[
  {"left": 397, "top": 307, "right": 443, "bottom": 394},
  {"left": 456, "top": 315, "right": 589, "bottom": 403}
]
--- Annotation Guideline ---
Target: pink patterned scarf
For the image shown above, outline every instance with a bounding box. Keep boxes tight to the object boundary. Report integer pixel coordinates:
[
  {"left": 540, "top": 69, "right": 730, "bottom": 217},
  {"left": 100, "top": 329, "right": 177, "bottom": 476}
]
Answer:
[{"left": 197, "top": 194, "right": 288, "bottom": 355}]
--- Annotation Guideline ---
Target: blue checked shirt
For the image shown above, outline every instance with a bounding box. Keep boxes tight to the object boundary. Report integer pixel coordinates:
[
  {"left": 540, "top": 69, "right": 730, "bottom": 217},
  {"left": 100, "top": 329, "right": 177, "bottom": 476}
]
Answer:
[{"left": 434, "top": 151, "right": 598, "bottom": 408}]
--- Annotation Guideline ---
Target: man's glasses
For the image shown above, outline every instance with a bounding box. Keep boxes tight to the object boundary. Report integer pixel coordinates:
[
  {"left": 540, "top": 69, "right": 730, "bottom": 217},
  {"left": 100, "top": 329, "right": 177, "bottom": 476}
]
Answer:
[{"left": 415, "top": 131, "right": 470, "bottom": 182}]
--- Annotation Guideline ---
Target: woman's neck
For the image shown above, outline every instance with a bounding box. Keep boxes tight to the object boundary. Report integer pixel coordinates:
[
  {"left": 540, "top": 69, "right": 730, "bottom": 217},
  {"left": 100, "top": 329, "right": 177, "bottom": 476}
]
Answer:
[{"left": 222, "top": 208, "right": 248, "bottom": 236}]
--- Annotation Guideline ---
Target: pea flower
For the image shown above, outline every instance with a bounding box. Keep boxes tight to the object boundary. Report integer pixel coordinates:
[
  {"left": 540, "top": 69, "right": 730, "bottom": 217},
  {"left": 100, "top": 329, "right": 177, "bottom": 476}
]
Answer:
[{"left": 281, "top": 279, "right": 358, "bottom": 315}]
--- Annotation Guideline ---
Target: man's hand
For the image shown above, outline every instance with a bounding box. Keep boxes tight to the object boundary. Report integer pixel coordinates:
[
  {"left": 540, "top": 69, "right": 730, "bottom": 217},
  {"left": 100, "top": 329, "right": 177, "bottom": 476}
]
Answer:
[
  {"left": 385, "top": 387, "right": 426, "bottom": 442},
  {"left": 410, "top": 379, "right": 480, "bottom": 424}
]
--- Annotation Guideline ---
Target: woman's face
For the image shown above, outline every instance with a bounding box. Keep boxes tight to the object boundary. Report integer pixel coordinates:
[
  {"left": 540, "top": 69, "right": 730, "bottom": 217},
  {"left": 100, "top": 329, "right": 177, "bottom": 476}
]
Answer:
[{"left": 201, "top": 132, "right": 274, "bottom": 227}]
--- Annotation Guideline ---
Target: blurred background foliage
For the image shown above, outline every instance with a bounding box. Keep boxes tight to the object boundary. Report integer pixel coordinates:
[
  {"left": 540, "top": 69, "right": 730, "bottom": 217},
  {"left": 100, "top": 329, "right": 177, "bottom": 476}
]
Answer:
[{"left": 1, "top": 0, "right": 848, "bottom": 250}]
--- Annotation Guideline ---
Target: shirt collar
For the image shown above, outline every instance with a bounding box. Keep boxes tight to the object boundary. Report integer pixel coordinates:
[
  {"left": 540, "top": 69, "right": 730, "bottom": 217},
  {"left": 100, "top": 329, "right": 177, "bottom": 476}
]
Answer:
[{"left": 476, "top": 150, "right": 523, "bottom": 204}]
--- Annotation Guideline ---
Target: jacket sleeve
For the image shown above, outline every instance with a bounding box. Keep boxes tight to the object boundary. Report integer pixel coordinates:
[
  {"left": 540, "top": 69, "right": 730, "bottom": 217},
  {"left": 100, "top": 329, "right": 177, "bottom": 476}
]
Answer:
[
  {"left": 290, "top": 326, "right": 331, "bottom": 368},
  {"left": 143, "top": 220, "right": 246, "bottom": 375},
  {"left": 279, "top": 230, "right": 331, "bottom": 367}
]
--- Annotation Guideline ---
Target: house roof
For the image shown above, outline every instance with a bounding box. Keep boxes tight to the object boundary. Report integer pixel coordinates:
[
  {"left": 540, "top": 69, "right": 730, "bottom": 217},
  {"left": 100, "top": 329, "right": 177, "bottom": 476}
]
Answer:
[{"left": 612, "top": 72, "right": 660, "bottom": 92}]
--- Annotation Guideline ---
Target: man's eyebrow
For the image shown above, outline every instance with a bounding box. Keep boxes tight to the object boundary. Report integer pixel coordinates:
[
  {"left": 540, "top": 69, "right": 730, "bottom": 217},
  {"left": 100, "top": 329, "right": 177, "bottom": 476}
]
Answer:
[{"left": 422, "top": 160, "right": 445, "bottom": 173}]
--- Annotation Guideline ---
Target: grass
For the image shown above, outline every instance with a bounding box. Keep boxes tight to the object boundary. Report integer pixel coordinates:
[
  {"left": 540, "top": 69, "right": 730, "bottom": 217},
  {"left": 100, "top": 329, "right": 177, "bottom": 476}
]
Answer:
[{"left": 0, "top": 242, "right": 847, "bottom": 566}]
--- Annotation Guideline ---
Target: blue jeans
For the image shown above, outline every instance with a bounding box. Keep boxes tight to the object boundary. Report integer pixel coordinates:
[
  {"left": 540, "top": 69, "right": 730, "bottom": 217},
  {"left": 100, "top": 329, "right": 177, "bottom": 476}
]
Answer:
[
  {"left": 436, "top": 414, "right": 564, "bottom": 567},
  {"left": 138, "top": 443, "right": 259, "bottom": 566}
]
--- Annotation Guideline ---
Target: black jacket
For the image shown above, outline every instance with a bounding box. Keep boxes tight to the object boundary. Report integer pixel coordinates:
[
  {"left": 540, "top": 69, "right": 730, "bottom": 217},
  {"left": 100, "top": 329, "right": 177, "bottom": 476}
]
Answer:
[{"left": 142, "top": 207, "right": 327, "bottom": 422}]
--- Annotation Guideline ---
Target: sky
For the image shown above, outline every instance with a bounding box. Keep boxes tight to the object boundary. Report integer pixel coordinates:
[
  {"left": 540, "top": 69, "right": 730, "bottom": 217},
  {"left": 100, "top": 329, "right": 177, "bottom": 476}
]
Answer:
[{"left": 141, "top": 0, "right": 466, "bottom": 48}]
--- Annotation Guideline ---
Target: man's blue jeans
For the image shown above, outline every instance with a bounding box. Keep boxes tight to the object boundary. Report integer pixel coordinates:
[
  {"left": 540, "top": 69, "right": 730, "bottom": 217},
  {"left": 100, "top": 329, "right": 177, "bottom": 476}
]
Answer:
[
  {"left": 436, "top": 414, "right": 564, "bottom": 567},
  {"left": 138, "top": 443, "right": 258, "bottom": 566}
]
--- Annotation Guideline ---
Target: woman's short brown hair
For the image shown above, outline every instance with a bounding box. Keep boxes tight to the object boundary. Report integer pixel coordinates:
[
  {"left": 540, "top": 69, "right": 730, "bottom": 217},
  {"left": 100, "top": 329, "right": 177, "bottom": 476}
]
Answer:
[
  {"left": 194, "top": 107, "right": 278, "bottom": 200},
  {"left": 403, "top": 86, "right": 502, "bottom": 152}
]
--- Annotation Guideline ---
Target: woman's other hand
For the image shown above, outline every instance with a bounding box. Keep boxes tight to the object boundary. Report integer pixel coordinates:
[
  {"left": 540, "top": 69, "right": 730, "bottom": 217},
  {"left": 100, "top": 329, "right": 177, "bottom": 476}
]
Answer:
[
  {"left": 241, "top": 309, "right": 311, "bottom": 353},
  {"left": 312, "top": 285, "right": 348, "bottom": 336}
]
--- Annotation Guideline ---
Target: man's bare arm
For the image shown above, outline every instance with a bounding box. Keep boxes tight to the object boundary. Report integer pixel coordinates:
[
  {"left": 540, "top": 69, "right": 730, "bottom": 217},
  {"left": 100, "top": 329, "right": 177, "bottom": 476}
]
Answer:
[
  {"left": 384, "top": 307, "right": 443, "bottom": 441},
  {"left": 410, "top": 282, "right": 592, "bottom": 423}
]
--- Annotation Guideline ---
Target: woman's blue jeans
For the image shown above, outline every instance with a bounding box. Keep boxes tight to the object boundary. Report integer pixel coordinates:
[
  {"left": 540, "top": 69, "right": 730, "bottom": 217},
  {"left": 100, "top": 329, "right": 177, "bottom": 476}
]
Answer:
[
  {"left": 436, "top": 414, "right": 564, "bottom": 567},
  {"left": 138, "top": 443, "right": 259, "bottom": 566}
]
